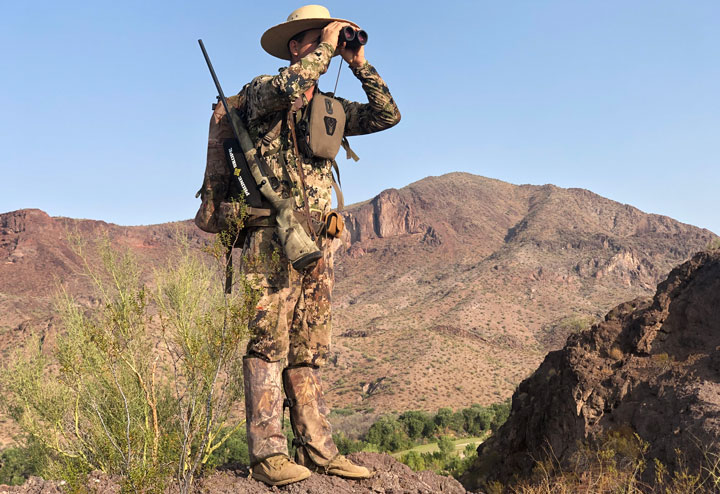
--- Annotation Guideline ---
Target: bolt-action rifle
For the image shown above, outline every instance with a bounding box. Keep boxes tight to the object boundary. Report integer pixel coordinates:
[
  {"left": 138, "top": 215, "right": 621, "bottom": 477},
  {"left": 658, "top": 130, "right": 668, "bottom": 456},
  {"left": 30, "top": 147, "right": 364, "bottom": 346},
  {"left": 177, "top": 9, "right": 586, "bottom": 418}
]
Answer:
[
  {"left": 198, "top": 39, "right": 323, "bottom": 272},
  {"left": 198, "top": 39, "right": 263, "bottom": 208}
]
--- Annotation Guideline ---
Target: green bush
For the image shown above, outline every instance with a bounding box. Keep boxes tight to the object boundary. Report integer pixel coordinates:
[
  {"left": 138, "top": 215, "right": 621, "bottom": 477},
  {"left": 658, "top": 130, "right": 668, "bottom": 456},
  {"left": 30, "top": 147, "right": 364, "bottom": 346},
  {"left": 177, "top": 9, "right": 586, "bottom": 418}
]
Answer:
[
  {"left": 462, "top": 405, "right": 494, "bottom": 435},
  {"left": 401, "top": 450, "right": 426, "bottom": 471},
  {"left": 437, "top": 435, "right": 455, "bottom": 459},
  {"left": 489, "top": 400, "right": 511, "bottom": 432},
  {"left": 365, "top": 417, "right": 412, "bottom": 452},
  {"left": 333, "top": 432, "right": 367, "bottom": 455},
  {"left": 0, "top": 442, "right": 44, "bottom": 486},
  {"left": 205, "top": 427, "right": 250, "bottom": 468},
  {"left": 434, "top": 407, "right": 454, "bottom": 429},
  {"left": 0, "top": 226, "right": 257, "bottom": 493}
]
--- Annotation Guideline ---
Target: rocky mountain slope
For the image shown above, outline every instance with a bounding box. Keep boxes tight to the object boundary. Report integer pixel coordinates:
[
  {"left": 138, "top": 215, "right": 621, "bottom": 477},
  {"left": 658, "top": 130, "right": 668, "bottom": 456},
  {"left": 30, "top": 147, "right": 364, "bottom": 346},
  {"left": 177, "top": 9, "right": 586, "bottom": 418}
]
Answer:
[
  {"left": 463, "top": 249, "right": 720, "bottom": 490},
  {"left": 330, "top": 172, "right": 717, "bottom": 412},
  {"left": 0, "top": 173, "right": 716, "bottom": 433}
]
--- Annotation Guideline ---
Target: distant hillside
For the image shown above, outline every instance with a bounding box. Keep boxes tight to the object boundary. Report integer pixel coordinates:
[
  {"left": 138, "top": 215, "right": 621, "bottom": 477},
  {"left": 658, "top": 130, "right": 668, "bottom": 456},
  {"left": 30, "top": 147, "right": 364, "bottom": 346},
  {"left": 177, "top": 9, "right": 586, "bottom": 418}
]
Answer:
[
  {"left": 0, "top": 174, "right": 716, "bottom": 440},
  {"left": 329, "top": 172, "right": 717, "bottom": 412}
]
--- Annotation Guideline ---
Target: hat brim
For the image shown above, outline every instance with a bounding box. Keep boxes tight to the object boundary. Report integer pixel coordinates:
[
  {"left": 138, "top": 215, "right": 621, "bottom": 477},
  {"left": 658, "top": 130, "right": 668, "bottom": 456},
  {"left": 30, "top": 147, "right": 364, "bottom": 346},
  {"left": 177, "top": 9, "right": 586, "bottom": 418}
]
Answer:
[{"left": 261, "top": 17, "right": 359, "bottom": 61}]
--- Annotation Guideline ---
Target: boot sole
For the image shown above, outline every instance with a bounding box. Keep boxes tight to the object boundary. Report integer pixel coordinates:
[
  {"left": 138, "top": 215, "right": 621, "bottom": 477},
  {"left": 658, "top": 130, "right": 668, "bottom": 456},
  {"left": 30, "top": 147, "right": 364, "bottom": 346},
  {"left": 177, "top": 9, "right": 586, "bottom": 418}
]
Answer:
[{"left": 252, "top": 469, "right": 311, "bottom": 486}]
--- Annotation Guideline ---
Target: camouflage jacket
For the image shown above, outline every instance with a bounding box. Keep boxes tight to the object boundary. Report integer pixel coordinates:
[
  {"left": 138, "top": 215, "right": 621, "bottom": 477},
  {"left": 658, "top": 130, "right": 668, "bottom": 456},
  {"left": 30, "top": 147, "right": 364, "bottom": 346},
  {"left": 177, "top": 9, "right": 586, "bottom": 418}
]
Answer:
[{"left": 241, "top": 41, "right": 401, "bottom": 217}]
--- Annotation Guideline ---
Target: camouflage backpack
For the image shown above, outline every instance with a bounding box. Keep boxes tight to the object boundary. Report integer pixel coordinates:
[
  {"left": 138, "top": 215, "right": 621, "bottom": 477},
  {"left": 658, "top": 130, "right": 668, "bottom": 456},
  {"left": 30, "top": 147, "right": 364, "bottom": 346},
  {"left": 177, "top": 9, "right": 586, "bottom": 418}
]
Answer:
[{"left": 195, "top": 91, "right": 271, "bottom": 235}]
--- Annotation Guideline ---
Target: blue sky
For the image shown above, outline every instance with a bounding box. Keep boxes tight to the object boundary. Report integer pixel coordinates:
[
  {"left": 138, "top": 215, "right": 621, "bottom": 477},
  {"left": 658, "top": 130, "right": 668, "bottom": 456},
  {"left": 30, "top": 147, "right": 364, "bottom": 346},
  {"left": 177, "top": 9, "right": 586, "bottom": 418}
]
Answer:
[{"left": 1, "top": 1, "right": 718, "bottom": 234}]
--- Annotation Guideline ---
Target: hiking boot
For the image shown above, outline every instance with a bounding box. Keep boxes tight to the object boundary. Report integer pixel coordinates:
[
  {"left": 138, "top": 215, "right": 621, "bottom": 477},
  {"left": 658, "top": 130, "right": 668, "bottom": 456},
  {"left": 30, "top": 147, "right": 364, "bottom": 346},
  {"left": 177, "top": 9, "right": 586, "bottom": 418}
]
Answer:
[
  {"left": 251, "top": 454, "right": 311, "bottom": 486},
  {"left": 322, "top": 454, "right": 372, "bottom": 479}
]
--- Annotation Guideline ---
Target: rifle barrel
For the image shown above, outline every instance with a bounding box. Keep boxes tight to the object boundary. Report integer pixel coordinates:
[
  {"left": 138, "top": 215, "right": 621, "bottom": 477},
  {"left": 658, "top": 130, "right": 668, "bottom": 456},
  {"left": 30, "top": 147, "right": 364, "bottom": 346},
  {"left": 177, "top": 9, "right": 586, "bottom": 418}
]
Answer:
[{"left": 198, "top": 39, "right": 234, "bottom": 132}]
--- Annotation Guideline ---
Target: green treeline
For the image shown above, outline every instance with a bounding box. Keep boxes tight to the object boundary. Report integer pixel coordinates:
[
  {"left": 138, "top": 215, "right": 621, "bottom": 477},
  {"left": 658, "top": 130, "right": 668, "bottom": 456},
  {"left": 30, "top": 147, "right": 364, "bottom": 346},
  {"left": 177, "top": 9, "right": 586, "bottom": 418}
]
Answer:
[
  {"left": 331, "top": 401, "right": 510, "bottom": 477},
  {"left": 333, "top": 402, "right": 510, "bottom": 455}
]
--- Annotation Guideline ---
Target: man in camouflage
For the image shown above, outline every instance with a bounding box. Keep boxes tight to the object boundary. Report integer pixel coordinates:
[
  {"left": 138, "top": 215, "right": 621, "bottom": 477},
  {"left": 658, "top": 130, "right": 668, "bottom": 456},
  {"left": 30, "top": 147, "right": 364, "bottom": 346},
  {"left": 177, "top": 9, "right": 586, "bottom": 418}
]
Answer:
[{"left": 239, "top": 5, "right": 401, "bottom": 487}]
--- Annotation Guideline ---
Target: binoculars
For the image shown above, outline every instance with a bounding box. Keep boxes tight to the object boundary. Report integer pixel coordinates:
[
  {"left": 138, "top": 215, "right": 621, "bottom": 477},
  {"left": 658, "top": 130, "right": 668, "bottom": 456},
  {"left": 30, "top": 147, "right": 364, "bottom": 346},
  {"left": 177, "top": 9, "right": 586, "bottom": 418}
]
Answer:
[{"left": 339, "top": 26, "right": 368, "bottom": 49}]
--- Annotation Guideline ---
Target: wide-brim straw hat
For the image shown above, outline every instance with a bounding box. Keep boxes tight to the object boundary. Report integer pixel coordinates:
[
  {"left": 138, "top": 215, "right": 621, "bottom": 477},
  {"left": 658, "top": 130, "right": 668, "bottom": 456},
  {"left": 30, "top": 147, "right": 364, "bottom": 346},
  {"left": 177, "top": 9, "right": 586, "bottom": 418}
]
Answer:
[{"left": 261, "top": 5, "right": 358, "bottom": 61}]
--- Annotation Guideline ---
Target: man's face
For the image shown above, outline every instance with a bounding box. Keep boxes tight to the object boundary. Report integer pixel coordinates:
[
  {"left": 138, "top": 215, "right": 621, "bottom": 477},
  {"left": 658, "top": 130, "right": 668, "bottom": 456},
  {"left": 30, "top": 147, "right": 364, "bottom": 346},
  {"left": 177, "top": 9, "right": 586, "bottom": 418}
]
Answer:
[{"left": 290, "top": 28, "right": 323, "bottom": 61}]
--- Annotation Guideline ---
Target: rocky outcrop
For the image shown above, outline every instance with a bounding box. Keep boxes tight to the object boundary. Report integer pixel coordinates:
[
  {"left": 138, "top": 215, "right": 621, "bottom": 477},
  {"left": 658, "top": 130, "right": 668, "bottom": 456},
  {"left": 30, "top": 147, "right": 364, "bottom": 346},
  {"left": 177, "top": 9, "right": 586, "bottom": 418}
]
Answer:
[
  {"left": 463, "top": 249, "right": 720, "bottom": 490},
  {"left": 0, "top": 209, "right": 53, "bottom": 234},
  {"left": 343, "top": 188, "right": 424, "bottom": 243}
]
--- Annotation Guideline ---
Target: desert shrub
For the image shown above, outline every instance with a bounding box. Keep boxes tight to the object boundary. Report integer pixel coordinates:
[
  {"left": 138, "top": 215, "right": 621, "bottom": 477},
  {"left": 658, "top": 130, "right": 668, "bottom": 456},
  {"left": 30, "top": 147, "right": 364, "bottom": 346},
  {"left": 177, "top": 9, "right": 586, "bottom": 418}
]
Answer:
[
  {"left": 0, "top": 223, "right": 256, "bottom": 493},
  {"left": 490, "top": 431, "right": 720, "bottom": 493},
  {"left": 328, "top": 409, "right": 379, "bottom": 441},
  {"left": 1, "top": 241, "right": 177, "bottom": 492},
  {"left": 333, "top": 432, "right": 368, "bottom": 455},
  {"left": 205, "top": 427, "right": 249, "bottom": 468},
  {"left": 155, "top": 228, "right": 258, "bottom": 492},
  {"left": 0, "top": 442, "right": 45, "bottom": 486},
  {"left": 402, "top": 450, "right": 426, "bottom": 471}
]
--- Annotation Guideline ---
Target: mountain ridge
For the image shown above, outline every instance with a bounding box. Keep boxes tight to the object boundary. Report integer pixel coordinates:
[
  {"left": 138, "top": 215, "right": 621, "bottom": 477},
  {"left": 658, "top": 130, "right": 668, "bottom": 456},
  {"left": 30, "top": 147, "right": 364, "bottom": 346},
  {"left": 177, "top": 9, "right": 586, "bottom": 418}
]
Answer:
[{"left": 0, "top": 173, "right": 716, "bottom": 431}]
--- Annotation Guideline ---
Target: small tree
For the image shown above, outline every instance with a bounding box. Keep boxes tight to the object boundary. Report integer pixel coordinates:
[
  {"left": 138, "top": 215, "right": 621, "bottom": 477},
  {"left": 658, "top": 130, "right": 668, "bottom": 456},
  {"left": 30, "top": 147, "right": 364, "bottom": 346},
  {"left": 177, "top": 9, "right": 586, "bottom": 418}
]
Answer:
[
  {"left": 437, "top": 435, "right": 455, "bottom": 460},
  {"left": 401, "top": 450, "right": 426, "bottom": 471},
  {"left": 154, "top": 222, "right": 258, "bottom": 493}
]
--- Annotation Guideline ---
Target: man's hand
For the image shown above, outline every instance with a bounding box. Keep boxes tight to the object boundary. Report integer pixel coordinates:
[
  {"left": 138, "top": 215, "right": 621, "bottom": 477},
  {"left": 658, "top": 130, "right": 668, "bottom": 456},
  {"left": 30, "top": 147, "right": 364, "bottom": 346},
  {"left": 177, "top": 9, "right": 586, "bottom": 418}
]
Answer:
[
  {"left": 320, "top": 21, "right": 351, "bottom": 52},
  {"left": 320, "top": 21, "right": 367, "bottom": 68},
  {"left": 340, "top": 42, "right": 366, "bottom": 69}
]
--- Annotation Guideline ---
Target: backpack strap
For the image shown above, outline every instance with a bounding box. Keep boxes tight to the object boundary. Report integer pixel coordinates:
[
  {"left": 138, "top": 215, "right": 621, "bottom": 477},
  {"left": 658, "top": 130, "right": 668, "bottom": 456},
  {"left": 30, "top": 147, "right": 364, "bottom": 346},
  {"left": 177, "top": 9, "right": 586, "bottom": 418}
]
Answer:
[
  {"left": 330, "top": 160, "right": 344, "bottom": 212},
  {"left": 341, "top": 136, "right": 359, "bottom": 162},
  {"left": 287, "top": 103, "right": 317, "bottom": 239},
  {"left": 259, "top": 113, "right": 285, "bottom": 155}
]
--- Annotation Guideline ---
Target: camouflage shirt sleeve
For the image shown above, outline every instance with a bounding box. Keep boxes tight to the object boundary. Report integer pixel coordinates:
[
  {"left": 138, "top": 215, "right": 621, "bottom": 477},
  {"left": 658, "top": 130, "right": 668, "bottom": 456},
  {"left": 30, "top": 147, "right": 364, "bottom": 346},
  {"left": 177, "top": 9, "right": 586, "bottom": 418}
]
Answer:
[
  {"left": 245, "top": 42, "right": 335, "bottom": 122},
  {"left": 337, "top": 61, "right": 401, "bottom": 136}
]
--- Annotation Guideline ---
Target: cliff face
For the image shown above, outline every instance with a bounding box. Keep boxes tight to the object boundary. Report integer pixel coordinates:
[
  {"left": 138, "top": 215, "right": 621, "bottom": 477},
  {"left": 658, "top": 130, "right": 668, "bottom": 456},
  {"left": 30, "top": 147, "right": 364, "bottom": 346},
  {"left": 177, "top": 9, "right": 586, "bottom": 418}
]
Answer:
[
  {"left": 344, "top": 188, "right": 424, "bottom": 243},
  {"left": 464, "top": 249, "right": 720, "bottom": 490}
]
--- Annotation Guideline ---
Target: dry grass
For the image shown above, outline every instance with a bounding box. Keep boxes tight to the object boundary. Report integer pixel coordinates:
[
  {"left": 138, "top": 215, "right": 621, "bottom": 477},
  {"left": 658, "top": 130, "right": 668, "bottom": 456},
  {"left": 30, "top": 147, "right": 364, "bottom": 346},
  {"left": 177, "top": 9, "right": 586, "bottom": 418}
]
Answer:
[{"left": 485, "top": 432, "right": 720, "bottom": 494}]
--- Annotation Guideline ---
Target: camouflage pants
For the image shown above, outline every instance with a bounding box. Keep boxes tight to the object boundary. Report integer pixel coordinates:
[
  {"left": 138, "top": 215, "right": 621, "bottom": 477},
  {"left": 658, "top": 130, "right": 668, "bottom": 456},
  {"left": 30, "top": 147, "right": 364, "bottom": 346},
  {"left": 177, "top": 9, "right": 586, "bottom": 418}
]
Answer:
[{"left": 242, "top": 226, "right": 334, "bottom": 367}]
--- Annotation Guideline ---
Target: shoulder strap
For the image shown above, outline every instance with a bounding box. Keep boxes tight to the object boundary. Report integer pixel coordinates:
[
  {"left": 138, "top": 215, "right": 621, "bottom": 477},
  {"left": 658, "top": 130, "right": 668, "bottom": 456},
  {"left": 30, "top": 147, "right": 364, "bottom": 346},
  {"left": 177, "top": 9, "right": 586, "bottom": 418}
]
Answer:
[{"left": 331, "top": 160, "right": 344, "bottom": 212}]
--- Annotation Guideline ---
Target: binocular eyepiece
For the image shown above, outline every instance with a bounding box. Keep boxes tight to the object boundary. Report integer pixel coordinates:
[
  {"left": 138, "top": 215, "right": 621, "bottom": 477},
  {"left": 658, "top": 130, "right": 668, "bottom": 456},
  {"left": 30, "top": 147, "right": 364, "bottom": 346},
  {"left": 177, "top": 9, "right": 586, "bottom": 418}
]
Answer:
[{"left": 339, "top": 26, "right": 368, "bottom": 49}]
